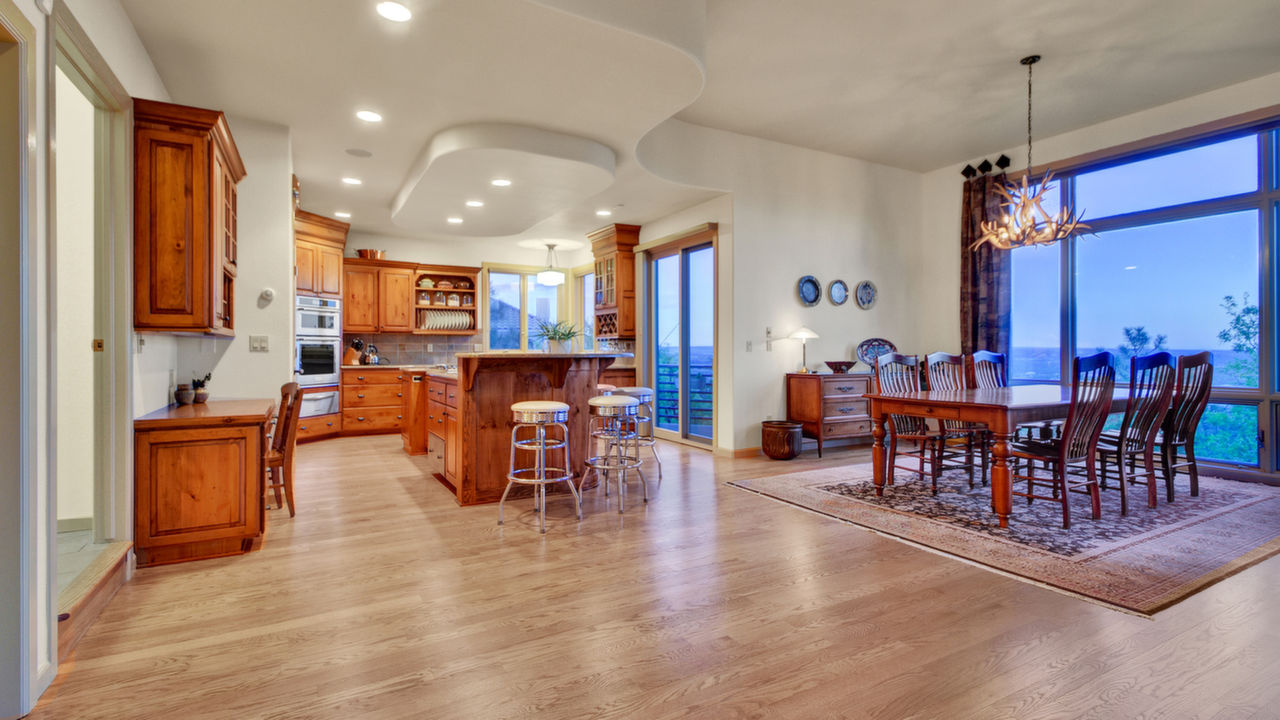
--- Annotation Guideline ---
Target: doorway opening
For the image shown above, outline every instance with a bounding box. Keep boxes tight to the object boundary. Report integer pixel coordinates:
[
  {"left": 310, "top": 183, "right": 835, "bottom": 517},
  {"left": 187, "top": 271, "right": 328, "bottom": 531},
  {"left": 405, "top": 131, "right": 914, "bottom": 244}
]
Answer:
[{"left": 649, "top": 229, "right": 717, "bottom": 445}]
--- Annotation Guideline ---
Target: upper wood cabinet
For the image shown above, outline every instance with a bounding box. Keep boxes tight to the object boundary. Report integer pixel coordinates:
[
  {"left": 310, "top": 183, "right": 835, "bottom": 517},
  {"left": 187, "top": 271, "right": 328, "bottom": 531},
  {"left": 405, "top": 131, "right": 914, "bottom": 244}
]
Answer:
[
  {"left": 379, "top": 268, "right": 414, "bottom": 332},
  {"left": 591, "top": 223, "right": 640, "bottom": 339},
  {"left": 294, "top": 210, "right": 348, "bottom": 299},
  {"left": 134, "top": 98, "right": 246, "bottom": 336},
  {"left": 343, "top": 263, "right": 379, "bottom": 333}
]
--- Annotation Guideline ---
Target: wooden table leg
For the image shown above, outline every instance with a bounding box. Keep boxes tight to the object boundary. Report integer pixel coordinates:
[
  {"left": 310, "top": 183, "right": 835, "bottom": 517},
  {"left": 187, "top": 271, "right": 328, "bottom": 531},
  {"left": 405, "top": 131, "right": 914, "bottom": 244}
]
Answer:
[
  {"left": 990, "top": 431, "right": 1012, "bottom": 528},
  {"left": 872, "top": 415, "right": 887, "bottom": 497}
]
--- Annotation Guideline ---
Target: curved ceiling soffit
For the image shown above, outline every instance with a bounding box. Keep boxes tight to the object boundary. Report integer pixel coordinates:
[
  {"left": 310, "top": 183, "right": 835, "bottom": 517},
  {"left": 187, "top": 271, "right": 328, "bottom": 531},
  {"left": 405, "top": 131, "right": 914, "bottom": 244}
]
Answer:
[{"left": 390, "top": 123, "right": 618, "bottom": 237}]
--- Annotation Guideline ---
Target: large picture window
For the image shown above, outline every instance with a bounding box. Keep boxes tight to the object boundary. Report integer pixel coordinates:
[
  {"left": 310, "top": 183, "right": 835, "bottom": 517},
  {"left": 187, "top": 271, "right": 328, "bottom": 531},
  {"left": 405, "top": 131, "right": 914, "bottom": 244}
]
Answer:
[
  {"left": 486, "top": 270, "right": 560, "bottom": 351},
  {"left": 1009, "top": 126, "right": 1279, "bottom": 470}
]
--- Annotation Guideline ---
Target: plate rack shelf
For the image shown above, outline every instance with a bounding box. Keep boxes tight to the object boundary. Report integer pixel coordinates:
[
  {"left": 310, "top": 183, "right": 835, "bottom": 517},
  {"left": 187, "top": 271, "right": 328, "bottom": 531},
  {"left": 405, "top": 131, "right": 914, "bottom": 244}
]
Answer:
[{"left": 413, "top": 267, "right": 480, "bottom": 336}]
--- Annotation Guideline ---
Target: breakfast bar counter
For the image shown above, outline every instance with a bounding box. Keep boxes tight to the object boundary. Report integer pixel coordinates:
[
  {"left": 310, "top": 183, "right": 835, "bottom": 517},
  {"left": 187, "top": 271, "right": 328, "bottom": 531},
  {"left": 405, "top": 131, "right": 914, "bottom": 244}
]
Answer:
[{"left": 430, "top": 352, "right": 628, "bottom": 505}]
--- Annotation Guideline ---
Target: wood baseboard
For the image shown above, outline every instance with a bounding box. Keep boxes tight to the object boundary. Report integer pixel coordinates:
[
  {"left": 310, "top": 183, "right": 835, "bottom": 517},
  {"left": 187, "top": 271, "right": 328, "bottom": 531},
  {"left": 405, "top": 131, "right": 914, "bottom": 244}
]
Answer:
[
  {"left": 57, "top": 541, "right": 131, "bottom": 662},
  {"left": 714, "top": 447, "right": 762, "bottom": 458}
]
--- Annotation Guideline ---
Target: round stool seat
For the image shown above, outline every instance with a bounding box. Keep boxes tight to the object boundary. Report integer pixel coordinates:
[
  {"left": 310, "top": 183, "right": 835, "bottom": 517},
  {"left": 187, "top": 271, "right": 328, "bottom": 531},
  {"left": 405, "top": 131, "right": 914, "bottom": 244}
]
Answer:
[
  {"left": 589, "top": 394, "right": 639, "bottom": 416},
  {"left": 596, "top": 383, "right": 617, "bottom": 395},
  {"left": 511, "top": 400, "right": 570, "bottom": 423},
  {"left": 614, "top": 386, "right": 654, "bottom": 402}
]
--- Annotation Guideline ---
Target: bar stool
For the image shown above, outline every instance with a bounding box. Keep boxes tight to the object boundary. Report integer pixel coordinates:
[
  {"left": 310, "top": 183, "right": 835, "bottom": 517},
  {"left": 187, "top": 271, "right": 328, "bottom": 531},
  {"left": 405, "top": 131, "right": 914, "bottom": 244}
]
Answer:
[
  {"left": 596, "top": 383, "right": 616, "bottom": 395},
  {"left": 584, "top": 394, "right": 646, "bottom": 513},
  {"left": 498, "top": 400, "right": 580, "bottom": 534},
  {"left": 614, "top": 386, "right": 662, "bottom": 478}
]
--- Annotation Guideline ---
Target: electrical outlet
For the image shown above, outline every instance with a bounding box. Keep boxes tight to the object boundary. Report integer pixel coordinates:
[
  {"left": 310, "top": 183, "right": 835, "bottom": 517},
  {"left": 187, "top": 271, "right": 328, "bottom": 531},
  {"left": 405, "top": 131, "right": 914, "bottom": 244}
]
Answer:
[
  {"left": 249, "top": 335, "right": 269, "bottom": 352},
  {"left": 427, "top": 343, "right": 434, "bottom": 352},
  {"left": 136, "top": 336, "right": 147, "bottom": 353},
  {"left": 746, "top": 340, "right": 753, "bottom": 352},
  {"left": 765, "top": 327, "right": 773, "bottom": 352}
]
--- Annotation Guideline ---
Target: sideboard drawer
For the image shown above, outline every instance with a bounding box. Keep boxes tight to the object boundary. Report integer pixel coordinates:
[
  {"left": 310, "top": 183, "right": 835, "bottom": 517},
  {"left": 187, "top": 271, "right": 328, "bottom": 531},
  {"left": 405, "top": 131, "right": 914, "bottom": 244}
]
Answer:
[
  {"left": 823, "top": 419, "right": 871, "bottom": 439},
  {"left": 823, "top": 376, "right": 870, "bottom": 397},
  {"left": 823, "top": 398, "right": 869, "bottom": 421}
]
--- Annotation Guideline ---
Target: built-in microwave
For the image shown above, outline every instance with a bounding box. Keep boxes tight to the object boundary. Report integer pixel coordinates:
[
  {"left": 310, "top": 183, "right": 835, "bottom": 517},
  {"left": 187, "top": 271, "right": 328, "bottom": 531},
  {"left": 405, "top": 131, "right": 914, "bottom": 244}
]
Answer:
[
  {"left": 296, "top": 296, "right": 340, "bottom": 337},
  {"left": 295, "top": 335, "right": 341, "bottom": 387}
]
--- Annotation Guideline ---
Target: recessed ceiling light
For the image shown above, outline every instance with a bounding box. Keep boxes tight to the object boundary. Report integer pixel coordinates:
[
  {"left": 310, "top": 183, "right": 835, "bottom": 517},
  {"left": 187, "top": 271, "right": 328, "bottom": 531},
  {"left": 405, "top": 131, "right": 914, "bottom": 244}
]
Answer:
[
  {"left": 355, "top": 110, "right": 383, "bottom": 123},
  {"left": 490, "top": 178, "right": 512, "bottom": 187},
  {"left": 375, "top": 2, "right": 411, "bottom": 22},
  {"left": 447, "top": 217, "right": 464, "bottom": 224},
  {"left": 465, "top": 200, "right": 484, "bottom": 208},
  {"left": 596, "top": 209, "right": 612, "bottom": 217},
  {"left": 334, "top": 211, "right": 352, "bottom": 218},
  {"left": 342, "top": 177, "right": 363, "bottom": 185}
]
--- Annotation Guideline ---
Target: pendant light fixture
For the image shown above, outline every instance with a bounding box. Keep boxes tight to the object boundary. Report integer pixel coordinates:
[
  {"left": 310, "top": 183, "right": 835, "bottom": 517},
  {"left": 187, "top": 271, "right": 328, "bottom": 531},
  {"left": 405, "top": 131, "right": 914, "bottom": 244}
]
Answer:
[
  {"left": 536, "top": 242, "right": 565, "bottom": 286},
  {"left": 973, "top": 55, "right": 1089, "bottom": 251}
]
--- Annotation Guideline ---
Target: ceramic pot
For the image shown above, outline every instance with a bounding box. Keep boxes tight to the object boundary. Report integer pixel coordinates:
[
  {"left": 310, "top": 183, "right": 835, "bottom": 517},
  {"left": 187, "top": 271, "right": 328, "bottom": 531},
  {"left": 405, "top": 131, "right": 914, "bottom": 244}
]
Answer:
[
  {"left": 175, "top": 384, "right": 194, "bottom": 405},
  {"left": 761, "top": 421, "right": 803, "bottom": 460},
  {"left": 194, "top": 389, "right": 209, "bottom": 404}
]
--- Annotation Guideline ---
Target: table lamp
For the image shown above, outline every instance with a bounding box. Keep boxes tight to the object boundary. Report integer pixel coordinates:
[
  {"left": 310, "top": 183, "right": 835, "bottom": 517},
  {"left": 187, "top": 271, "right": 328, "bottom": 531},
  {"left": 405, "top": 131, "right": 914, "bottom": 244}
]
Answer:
[{"left": 790, "top": 327, "right": 819, "bottom": 373}]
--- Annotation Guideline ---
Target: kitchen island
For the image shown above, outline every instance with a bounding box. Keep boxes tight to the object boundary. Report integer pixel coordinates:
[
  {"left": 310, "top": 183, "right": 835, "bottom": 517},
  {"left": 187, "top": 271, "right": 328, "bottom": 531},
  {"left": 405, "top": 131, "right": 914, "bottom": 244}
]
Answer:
[{"left": 404, "top": 352, "right": 628, "bottom": 505}]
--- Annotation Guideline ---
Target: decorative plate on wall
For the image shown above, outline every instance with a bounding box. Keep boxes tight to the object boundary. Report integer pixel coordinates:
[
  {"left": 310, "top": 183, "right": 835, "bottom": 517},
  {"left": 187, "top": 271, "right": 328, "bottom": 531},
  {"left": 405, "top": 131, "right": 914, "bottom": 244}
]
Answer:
[
  {"left": 855, "top": 280, "right": 877, "bottom": 309},
  {"left": 797, "top": 275, "right": 821, "bottom": 306},
  {"left": 856, "top": 337, "right": 897, "bottom": 367},
  {"left": 828, "top": 279, "right": 848, "bottom": 306}
]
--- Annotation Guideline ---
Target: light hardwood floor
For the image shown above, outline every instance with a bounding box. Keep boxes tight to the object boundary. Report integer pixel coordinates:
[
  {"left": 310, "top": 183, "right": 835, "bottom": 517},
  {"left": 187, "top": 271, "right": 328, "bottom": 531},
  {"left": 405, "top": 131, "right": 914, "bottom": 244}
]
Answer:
[{"left": 32, "top": 435, "right": 1280, "bottom": 719}]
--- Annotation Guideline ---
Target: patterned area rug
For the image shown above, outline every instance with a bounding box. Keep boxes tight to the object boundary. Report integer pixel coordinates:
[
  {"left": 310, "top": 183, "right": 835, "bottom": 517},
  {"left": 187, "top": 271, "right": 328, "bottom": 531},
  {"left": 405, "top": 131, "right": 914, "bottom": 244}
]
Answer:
[{"left": 728, "top": 464, "right": 1280, "bottom": 615}]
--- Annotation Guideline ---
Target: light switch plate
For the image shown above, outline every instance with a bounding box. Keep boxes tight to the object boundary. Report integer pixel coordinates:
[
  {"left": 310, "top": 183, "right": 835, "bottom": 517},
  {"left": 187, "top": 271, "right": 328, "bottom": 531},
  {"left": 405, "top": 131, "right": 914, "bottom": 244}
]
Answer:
[{"left": 249, "top": 335, "right": 269, "bottom": 352}]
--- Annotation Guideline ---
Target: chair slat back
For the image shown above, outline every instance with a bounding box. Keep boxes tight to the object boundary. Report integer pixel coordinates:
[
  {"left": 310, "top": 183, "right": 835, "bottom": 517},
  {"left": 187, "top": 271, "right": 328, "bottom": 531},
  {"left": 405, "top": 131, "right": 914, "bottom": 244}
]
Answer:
[
  {"left": 969, "top": 350, "right": 1008, "bottom": 389},
  {"left": 925, "top": 352, "right": 967, "bottom": 392},
  {"left": 875, "top": 353, "right": 926, "bottom": 435},
  {"left": 274, "top": 382, "right": 303, "bottom": 457},
  {"left": 1060, "top": 352, "right": 1116, "bottom": 462},
  {"left": 1118, "top": 352, "right": 1175, "bottom": 453},
  {"left": 1165, "top": 351, "right": 1214, "bottom": 445}
]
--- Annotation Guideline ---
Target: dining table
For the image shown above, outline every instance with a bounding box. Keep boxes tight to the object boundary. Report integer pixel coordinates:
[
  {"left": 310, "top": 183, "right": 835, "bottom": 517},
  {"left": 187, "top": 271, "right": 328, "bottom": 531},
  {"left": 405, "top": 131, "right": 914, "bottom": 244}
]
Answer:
[{"left": 864, "top": 384, "right": 1128, "bottom": 528}]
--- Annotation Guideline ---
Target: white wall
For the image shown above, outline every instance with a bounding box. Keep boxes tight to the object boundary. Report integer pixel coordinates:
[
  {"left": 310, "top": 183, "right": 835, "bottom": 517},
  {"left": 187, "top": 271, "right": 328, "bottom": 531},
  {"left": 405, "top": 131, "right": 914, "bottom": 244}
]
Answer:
[
  {"left": 177, "top": 116, "right": 294, "bottom": 401},
  {"left": 915, "top": 70, "right": 1280, "bottom": 353},
  {"left": 54, "top": 67, "right": 95, "bottom": 523},
  {"left": 638, "top": 120, "right": 925, "bottom": 449}
]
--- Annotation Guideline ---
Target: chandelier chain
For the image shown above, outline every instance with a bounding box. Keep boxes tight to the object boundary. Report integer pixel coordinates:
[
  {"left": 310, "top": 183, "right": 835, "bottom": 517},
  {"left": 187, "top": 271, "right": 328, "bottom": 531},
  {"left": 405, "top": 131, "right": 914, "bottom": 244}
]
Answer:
[{"left": 1026, "top": 59, "right": 1033, "bottom": 172}]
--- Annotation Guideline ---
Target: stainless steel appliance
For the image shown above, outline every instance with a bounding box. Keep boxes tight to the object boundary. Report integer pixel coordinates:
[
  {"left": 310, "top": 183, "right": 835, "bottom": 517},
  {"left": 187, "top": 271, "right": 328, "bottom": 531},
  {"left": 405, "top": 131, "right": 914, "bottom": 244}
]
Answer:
[
  {"left": 296, "top": 335, "right": 341, "bottom": 386},
  {"left": 296, "top": 296, "right": 340, "bottom": 337},
  {"left": 298, "top": 388, "right": 340, "bottom": 418}
]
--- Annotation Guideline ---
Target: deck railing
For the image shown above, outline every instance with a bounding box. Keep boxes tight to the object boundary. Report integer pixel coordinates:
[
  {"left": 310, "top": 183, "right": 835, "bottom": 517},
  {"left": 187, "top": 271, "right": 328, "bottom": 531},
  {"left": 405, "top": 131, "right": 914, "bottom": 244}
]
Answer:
[{"left": 655, "top": 361, "right": 713, "bottom": 437}]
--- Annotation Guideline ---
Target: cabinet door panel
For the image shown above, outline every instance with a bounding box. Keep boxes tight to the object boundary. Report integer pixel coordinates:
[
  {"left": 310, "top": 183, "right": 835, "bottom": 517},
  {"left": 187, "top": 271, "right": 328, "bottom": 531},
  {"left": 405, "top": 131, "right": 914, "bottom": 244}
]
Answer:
[
  {"left": 135, "top": 128, "right": 209, "bottom": 328},
  {"left": 343, "top": 265, "right": 379, "bottom": 332},
  {"left": 445, "top": 410, "right": 459, "bottom": 481},
  {"left": 295, "top": 242, "right": 317, "bottom": 295},
  {"left": 379, "top": 268, "right": 414, "bottom": 332},
  {"left": 319, "top": 246, "right": 343, "bottom": 297}
]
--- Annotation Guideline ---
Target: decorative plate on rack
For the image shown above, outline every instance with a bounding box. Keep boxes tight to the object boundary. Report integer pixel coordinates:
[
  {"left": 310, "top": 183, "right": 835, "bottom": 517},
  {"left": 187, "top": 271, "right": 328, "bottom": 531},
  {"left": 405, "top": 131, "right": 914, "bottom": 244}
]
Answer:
[
  {"left": 856, "top": 337, "right": 896, "bottom": 367},
  {"left": 797, "top": 275, "right": 821, "bottom": 306},
  {"left": 855, "top": 280, "right": 877, "bottom": 310},
  {"left": 828, "top": 279, "right": 848, "bottom": 306}
]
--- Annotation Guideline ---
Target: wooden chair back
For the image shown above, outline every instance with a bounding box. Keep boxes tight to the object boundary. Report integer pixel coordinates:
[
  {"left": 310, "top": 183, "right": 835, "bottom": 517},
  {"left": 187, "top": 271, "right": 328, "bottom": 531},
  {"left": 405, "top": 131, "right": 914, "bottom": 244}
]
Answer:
[
  {"left": 875, "top": 353, "right": 927, "bottom": 435},
  {"left": 1118, "top": 352, "right": 1175, "bottom": 453},
  {"left": 1059, "top": 352, "right": 1116, "bottom": 463},
  {"left": 925, "top": 352, "right": 968, "bottom": 392},
  {"left": 274, "top": 382, "right": 303, "bottom": 459},
  {"left": 969, "top": 350, "right": 1008, "bottom": 389},
  {"left": 1164, "top": 351, "right": 1214, "bottom": 445}
]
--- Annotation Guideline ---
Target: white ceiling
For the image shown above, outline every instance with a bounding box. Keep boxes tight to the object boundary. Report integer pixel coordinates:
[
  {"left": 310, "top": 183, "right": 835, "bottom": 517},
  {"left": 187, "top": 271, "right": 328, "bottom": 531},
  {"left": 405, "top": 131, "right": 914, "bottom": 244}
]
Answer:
[{"left": 119, "top": 0, "right": 1280, "bottom": 244}]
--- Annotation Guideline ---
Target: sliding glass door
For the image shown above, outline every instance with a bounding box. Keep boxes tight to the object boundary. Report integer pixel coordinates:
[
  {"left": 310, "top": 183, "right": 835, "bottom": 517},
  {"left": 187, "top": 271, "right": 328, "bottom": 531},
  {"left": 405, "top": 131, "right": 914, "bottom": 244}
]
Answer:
[{"left": 651, "top": 242, "right": 714, "bottom": 443}]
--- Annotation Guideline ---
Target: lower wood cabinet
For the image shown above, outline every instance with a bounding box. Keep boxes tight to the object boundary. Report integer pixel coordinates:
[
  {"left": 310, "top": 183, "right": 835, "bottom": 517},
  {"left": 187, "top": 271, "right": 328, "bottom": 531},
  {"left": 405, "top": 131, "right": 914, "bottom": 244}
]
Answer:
[
  {"left": 599, "top": 366, "right": 636, "bottom": 388},
  {"left": 133, "top": 400, "right": 273, "bottom": 567},
  {"left": 297, "top": 413, "right": 341, "bottom": 441},
  {"left": 785, "top": 372, "right": 873, "bottom": 456},
  {"left": 342, "top": 368, "right": 406, "bottom": 434}
]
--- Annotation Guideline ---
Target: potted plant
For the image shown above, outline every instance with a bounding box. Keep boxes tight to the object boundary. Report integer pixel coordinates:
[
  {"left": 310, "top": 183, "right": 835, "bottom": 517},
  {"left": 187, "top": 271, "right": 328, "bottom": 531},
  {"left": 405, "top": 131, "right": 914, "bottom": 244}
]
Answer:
[
  {"left": 192, "top": 373, "right": 212, "bottom": 403},
  {"left": 532, "top": 320, "right": 580, "bottom": 354},
  {"left": 174, "top": 383, "right": 194, "bottom": 405}
]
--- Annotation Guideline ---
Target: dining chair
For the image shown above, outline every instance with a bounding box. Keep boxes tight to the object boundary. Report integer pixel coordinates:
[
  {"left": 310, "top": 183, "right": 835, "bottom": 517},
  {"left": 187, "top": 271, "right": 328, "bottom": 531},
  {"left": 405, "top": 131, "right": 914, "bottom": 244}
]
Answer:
[
  {"left": 924, "top": 351, "right": 985, "bottom": 487},
  {"left": 1096, "top": 352, "right": 1175, "bottom": 515},
  {"left": 266, "top": 382, "right": 303, "bottom": 517},
  {"left": 1009, "top": 352, "right": 1116, "bottom": 529},
  {"left": 968, "top": 350, "right": 1008, "bottom": 389},
  {"left": 875, "top": 353, "right": 956, "bottom": 494},
  {"left": 1159, "top": 351, "right": 1215, "bottom": 499}
]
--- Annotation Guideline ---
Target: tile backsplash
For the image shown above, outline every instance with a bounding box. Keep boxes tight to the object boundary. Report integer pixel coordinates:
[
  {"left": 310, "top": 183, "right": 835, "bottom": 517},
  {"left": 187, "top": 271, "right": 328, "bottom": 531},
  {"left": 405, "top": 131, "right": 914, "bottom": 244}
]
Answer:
[{"left": 344, "top": 333, "right": 483, "bottom": 366}]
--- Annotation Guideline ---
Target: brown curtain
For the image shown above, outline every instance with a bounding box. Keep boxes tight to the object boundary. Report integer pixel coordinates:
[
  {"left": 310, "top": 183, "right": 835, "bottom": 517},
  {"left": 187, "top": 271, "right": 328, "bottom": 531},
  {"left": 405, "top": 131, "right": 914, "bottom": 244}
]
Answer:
[{"left": 959, "top": 174, "right": 1012, "bottom": 356}]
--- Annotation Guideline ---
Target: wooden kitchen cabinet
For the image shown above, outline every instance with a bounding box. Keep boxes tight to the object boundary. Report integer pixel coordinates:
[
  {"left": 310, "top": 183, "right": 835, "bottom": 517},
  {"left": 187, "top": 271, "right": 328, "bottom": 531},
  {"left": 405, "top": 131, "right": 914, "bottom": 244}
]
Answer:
[
  {"left": 342, "top": 368, "right": 406, "bottom": 434},
  {"left": 343, "top": 264, "right": 379, "bottom": 332},
  {"left": 379, "top": 267, "right": 414, "bottom": 332},
  {"left": 785, "top": 372, "right": 873, "bottom": 457},
  {"left": 590, "top": 223, "right": 639, "bottom": 340},
  {"left": 133, "top": 98, "right": 246, "bottom": 336},
  {"left": 133, "top": 400, "right": 273, "bottom": 566},
  {"left": 295, "top": 210, "right": 348, "bottom": 299}
]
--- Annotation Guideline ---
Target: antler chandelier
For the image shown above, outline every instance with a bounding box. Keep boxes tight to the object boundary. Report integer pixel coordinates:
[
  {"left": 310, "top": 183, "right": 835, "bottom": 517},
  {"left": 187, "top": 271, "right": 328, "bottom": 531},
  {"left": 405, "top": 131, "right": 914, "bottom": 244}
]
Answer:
[{"left": 974, "top": 55, "right": 1088, "bottom": 251}]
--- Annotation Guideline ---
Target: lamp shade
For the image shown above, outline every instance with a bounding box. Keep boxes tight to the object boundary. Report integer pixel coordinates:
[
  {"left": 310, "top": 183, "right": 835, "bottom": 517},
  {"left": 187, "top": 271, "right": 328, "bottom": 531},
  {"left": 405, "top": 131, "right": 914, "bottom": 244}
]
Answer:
[
  {"left": 536, "top": 269, "right": 565, "bottom": 286},
  {"left": 789, "top": 327, "right": 819, "bottom": 340}
]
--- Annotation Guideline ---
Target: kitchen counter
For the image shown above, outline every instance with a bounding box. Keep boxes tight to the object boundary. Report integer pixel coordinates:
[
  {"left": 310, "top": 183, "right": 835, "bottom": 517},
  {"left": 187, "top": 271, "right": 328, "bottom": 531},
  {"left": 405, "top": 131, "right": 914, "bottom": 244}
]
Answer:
[{"left": 342, "top": 363, "right": 457, "bottom": 378}]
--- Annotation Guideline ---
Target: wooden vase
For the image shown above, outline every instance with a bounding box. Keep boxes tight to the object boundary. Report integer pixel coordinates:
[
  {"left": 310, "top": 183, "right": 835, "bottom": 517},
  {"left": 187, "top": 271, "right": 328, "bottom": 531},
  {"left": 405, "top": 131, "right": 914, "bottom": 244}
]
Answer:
[{"left": 761, "top": 421, "right": 803, "bottom": 460}]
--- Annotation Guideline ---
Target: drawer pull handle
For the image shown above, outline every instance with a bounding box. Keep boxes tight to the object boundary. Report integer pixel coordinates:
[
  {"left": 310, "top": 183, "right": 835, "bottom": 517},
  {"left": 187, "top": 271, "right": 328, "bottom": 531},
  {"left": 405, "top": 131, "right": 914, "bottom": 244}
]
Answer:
[
  {"left": 326, "top": 422, "right": 334, "bottom": 427},
  {"left": 300, "top": 426, "right": 308, "bottom": 431},
  {"left": 357, "top": 375, "right": 365, "bottom": 381},
  {"left": 397, "top": 415, "right": 402, "bottom": 420},
  {"left": 357, "top": 416, "right": 365, "bottom": 421},
  {"left": 357, "top": 393, "right": 365, "bottom": 398},
  {"left": 835, "top": 385, "right": 855, "bottom": 393},
  {"left": 397, "top": 393, "right": 403, "bottom": 398},
  {"left": 837, "top": 406, "right": 857, "bottom": 414}
]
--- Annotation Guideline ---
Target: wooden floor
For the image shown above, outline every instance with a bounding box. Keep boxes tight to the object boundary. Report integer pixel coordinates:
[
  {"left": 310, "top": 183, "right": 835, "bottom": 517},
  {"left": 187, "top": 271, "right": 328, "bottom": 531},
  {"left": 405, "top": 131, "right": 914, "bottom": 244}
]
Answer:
[{"left": 32, "top": 435, "right": 1280, "bottom": 719}]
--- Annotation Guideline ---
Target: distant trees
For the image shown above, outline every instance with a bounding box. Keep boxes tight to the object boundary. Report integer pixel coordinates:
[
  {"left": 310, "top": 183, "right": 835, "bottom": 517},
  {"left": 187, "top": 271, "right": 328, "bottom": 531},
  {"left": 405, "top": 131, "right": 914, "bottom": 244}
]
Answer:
[{"left": 1218, "top": 293, "right": 1259, "bottom": 387}]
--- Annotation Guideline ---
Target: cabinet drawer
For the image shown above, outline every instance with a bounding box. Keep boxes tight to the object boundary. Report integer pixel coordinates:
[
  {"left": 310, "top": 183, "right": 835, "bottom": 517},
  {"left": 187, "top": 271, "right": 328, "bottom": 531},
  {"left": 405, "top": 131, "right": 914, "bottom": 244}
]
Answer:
[
  {"left": 342, "top": 368, "right": 405, "bottom": 386},
  {"left": 823, "top": 419, "right": 871, "bottom": 438},
  {"left": 297, "top": 413, "right": 340, "bottom": 440},
  {"left": 342, "top": 407, "right": 404, "bottom": 431},
  {"left": 427, "top": 399, "right": 449, "bottom": 433},
  {"left": 427, "top": 379, "right": 459, "bottom": 408},
  {"left": 822, "top": 376, "right": 870, "bottom": 397},
  {"left": 823, "top": 398, "right": 868, "bottom": 421},
  {"left": 444, "top": 382, "right": 458, "bottom": 408},
  {"left": 343, "top": 383, "right": 404, "bottom": 407}
]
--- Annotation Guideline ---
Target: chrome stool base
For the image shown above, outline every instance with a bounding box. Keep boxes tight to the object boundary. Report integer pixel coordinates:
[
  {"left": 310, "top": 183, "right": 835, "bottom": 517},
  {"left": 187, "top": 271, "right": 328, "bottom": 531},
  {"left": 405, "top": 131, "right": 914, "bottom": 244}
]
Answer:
[
  {"left": 584, "top": 395, "right": 646, "bottom": 513},
  {"left": 499, "top": 402, "right": 579, "bottom": 533},
  {"left": 614, "top": 386, "right": 662, "bottom": 479}
]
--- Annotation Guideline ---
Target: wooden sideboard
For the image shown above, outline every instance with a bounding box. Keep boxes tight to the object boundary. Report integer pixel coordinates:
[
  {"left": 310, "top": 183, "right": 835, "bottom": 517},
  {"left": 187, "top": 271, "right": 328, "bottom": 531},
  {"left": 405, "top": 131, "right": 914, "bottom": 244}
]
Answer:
[
  {"left": 133, "top": 399, "right": 273, "bottom": 566},
  {"left": 785, "top": 372, "right": 873, "bottom": 456}
]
